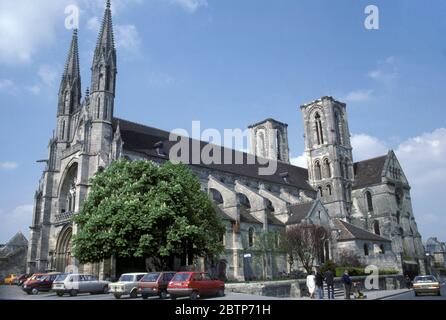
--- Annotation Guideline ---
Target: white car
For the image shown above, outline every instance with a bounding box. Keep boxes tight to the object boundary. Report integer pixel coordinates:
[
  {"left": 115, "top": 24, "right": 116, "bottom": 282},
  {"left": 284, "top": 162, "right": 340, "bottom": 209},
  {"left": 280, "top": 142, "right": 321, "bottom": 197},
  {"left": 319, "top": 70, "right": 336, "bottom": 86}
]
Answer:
[
  {"left": 108, "top": 273, "right": 147, "bottom": 299},
  {"left": 52, "top": 274, "right": 110, "bottom": 297}
]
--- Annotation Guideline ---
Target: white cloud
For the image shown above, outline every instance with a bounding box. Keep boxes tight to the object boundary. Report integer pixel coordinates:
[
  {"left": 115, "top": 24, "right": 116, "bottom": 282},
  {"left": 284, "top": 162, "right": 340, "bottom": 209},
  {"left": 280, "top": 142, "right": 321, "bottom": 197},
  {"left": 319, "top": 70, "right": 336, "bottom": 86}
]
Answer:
[
  {"left": 115, "top": 24, "right": 142, "bottom": 55},
  {"left": 0, "top": 79, "right": 14, "bottom": 89},
  {"left": 351, "top": 134, "right": 388, "bottom": 161},
  {"left": 343, "top": 90, "right": 373, "bottom": 103},
  {"left": 0, "top": 162, "right": 18, "bottom": 170},
  {"left": 368, "top": 56, "right": 398, "bottom": 85},
  {"left": 0, "top": 0, "right": 72, "bottom": 65},
  {"left": 147, "top": 72, "right": 176, "bottom": 88},
  {"left": 170, "top": 0, "right": 208, "bottom": 13},
  {"left": 87, "top": 16, "right": 101, "bottom": 32},
  {"left": 27, "top": 85, "right": 42, "bottom": 95},
  {"left": 38, "top": 65, "right": 58, "bottom": 87},
  {"left": 290, "top": 152, "right": 308, "bottom": 168},
  {"left": 0, "top": 204, "right": 33, "bottom": 243}
]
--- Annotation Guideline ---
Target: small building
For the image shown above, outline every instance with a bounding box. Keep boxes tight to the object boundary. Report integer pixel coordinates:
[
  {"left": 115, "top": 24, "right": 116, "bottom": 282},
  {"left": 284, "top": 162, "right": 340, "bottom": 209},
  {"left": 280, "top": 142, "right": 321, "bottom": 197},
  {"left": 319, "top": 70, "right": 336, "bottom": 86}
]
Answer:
[{"left": 0, "top": 232, "right": 28, "bottom": 276}]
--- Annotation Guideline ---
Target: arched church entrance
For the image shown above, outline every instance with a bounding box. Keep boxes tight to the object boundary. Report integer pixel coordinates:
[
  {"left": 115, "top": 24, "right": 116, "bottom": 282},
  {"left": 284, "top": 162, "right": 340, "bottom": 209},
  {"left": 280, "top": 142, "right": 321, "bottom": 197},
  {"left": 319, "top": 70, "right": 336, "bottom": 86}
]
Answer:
[{"left": 54, "top": 226, "right": 73, "bottom": 272}]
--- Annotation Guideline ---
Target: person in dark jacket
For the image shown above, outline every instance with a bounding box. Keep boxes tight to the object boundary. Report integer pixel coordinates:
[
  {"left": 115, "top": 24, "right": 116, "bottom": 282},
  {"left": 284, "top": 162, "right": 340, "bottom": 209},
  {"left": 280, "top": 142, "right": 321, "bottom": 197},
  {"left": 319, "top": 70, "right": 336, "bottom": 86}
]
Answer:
[
  {"left": 315, "top": 268, "right": 325, "bottom": 300},
  {"left": 341, "top": 270, "right": 352, "bottom": 300},
  {"left": 325, "top": 269, "right": 335, "bottom": 299}
]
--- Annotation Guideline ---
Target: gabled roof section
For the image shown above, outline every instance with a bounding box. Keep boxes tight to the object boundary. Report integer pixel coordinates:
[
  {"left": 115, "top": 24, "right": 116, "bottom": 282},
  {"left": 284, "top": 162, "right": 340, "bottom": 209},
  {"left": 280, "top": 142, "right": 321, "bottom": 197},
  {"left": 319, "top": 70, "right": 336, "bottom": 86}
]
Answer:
[
  {"left": 286, "top": 201, "right": 315, "bottom": 225},
  {"left": 353, "top": 155, "right": 387, "bottom": 189},
  {"left": 113, "top": 118, "right": 312, "bottom": 190},
  {"left": 334, "top": 219, "right": 391, "bottom": 242}
]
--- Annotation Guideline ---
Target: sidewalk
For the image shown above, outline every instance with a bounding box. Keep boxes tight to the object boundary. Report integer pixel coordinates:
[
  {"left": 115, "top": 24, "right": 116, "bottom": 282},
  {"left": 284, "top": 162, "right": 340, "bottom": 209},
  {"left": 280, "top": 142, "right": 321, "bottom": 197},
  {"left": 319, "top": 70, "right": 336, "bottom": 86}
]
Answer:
[{"left": 294, "top": 288, "right": 411, "bottom": 300}]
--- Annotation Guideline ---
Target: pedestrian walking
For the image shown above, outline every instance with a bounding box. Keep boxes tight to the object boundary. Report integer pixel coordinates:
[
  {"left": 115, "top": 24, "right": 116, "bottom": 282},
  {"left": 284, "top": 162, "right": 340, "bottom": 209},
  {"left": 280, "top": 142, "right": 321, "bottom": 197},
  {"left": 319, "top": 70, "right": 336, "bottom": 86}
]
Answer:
[
  {"left": 306, "top": 271, "right": 316, "bottom": 299},
  {"left": 324, "top": 269, "right": 335, "bottom": 299},
  {"left": 315, "top": 268, "right": 325, "bottom": 299},
  {"left": 341, "top": 270, "right": 352, "bottom": 300}
]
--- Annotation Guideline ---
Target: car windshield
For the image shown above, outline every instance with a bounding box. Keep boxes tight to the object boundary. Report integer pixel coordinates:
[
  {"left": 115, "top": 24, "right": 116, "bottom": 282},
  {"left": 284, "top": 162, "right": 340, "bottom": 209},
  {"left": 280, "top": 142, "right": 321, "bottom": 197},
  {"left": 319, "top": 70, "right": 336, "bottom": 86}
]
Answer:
[
  {"left": 414, "top": 276, "right": 437, "bottom": 283},
  {"left": 141, "top": 273, "right": 160, "bottom": 282},
  {"left": 54, "top": 274, "right": 69, "bottom": 281},
  {"left": 119, "top": 275, "right": 135, "bottom": 282},
  {"left": 172, "top": 273, "right": 191, "bottom": 282}
]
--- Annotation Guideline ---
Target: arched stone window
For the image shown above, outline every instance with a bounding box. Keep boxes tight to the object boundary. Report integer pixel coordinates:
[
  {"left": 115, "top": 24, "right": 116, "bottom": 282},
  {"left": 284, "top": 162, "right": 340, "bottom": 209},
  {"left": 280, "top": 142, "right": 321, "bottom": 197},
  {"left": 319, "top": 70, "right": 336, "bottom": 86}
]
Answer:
[
  {"left": 334, "top": 111, "right": 342, "bottom": 144},
  {"left": 318, "top": 186, "right": 323, "bottom": 198},
  {"left": 366, "top": 191, "right": 374, "bottom": 212},
  {"left": 314, "top": 160, "right": 322, "bottom": 180},
  {"left": 364, "top": 243, "right": 369, "bottom": 256},
  {"left": 327, "top": 184, "right": 332, "bottom": 196},
  {"left": 34, "top": 193, "right": 43, "bottom": 226},
  {"left": 344, "top": 160, "right": 349, "bottom": 179},
  {"left": 323, "top": 158, "right": 331, "bottom": 178},
  {"left": 248, "top": 227, "right": 255, "bottom": 247},
  {"left": 314, "top": 112, "right": 324, "bottom": 145},
  {"left": 105, "top": 66, "right": 111, "bottom": 91},
  {"left": 396, "top": 211, "right": 401, "bottom": 224},
  {"left": 374, "top": 220, "right": 380, "bottom": 235}
]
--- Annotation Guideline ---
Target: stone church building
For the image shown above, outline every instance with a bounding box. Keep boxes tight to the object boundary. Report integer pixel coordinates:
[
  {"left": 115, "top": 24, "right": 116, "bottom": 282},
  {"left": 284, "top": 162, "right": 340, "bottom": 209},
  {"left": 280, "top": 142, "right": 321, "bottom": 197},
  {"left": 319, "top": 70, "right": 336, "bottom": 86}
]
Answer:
[{"left": 27, "top": 1, "right": 426, "bottom": 280}]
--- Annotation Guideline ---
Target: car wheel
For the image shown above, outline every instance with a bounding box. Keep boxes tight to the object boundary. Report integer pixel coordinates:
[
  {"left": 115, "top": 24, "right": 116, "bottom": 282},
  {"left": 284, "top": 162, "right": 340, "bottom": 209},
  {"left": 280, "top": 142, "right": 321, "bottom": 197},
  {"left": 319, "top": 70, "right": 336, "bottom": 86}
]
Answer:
[
  {"left": 130, "top": 289, "right": 138, "bottom": 299},
  {"left": 170, "top": 294, "right": 177, "bottom": 300},
  {"left": 114, "top": 293, "right": 122, "bottom": 299},
  {"left": 217, "top": 289, "right": 225, "bottom": 297},
  {"left": 142, "top": 294, "right": 149, "bottom": 300},
  {"left": 159, "top": 290, "right": 168, "bottom": 300},
  {"left": 190, "top": 291, "right": 198, "bottom": 300},
  {"left": 31, "top": 288, "right": 39, "bottom": 295},
  {"left": 56, "top": 292, "right": 64, "bottom": 297},
  {"left": 69, "top": 290, "right": 78, "bottom": 297}
]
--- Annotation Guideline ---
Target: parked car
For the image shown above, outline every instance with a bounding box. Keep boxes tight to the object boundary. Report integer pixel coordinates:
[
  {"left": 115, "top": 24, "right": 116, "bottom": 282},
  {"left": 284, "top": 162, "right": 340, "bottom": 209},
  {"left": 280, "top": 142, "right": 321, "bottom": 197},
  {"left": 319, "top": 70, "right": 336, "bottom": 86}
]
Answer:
[
  {"left": 138, "top": 271, "right": 176, "bottom": 299},
  {"left": 22, "top": 273, "right": 61, "bottom": 295},
  {"left": 108, "top": 273, "right": 146, "bottom": 299},
  {"left": 4, "top": 274, "right": 18, "bottom": 285},
  {"left": 17, "top": 274, "right": 32, "bottom": 286},
  {"left": 413, "top": 275, "right": 442, "bottom": 296},
  {"left": 167, "top": 272, "right": 225, "bottom": 300},
  {"left": 52, "top": 274, "right": 110, "bottom": 297}
]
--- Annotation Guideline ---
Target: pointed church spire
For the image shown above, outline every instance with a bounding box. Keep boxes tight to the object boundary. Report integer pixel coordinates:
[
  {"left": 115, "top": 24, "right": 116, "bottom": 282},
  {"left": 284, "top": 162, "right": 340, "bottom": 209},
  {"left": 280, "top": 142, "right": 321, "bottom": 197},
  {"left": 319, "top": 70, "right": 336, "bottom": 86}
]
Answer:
[
  {"left": 92, "top": 0, "right": 116, "bottom": 66},
  {"left": 58, "top": 29, "right": 82, "bottom": 115}
]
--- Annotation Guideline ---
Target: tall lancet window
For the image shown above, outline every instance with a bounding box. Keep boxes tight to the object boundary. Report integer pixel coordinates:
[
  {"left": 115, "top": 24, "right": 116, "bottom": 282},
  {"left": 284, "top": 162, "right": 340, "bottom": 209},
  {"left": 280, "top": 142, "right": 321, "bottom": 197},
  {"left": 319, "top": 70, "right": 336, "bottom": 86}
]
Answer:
[
  {"left": 257, "top": 131, "right": 266, "bottom": 157},
  {"left": 105, "top": 66, "right": 111, "bottom": 91},
  {"left": 315, "top": 160, "right": 322, "bottom": 180},
  {"left": 315, "top": 113, "right": 324, "bottom": 145},
  {"left": 276, "top": 130, "right": 282, "bottom": 161},
  {"left": 97, "top": 97, "right": 101, "bottom": 119},
  {"left": 335, "top": 112, "right": 342, "bottom": 144},
  {"left": 324, "top": 158, "right": 331, "bottom": 178}
]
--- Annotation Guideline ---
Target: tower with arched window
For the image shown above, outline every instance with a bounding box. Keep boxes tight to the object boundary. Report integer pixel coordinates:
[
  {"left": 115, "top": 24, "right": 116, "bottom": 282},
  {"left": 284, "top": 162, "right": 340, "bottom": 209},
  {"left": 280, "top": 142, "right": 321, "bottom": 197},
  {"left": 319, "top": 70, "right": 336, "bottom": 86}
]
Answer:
[
  {"left": 301, "top": 96, "right": 354, "bottom": 220},
  {"left": 249, "top": 118, "right": 290, "bottom": 163}
]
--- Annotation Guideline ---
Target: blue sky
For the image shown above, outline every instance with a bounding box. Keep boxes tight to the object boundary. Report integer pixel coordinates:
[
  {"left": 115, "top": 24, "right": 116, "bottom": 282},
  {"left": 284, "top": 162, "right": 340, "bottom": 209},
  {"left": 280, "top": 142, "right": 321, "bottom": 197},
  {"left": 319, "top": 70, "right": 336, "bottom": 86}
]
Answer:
[{"left": 1, "top": 0, "right": 445, "bottom": 243}]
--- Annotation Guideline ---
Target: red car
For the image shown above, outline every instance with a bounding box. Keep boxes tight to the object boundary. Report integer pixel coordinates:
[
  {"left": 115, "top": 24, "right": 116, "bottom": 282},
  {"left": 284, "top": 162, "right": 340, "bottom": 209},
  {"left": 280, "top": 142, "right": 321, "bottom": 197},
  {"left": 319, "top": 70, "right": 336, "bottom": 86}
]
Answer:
[
  {"left": 22, "top": 272, "right": 61, "bottom": 295},
  {"left": 167, "top": 272, "right": 225, "bottom": 300},
  {"left": 138, "top": 271, "right": 176, "bottom": 299}
]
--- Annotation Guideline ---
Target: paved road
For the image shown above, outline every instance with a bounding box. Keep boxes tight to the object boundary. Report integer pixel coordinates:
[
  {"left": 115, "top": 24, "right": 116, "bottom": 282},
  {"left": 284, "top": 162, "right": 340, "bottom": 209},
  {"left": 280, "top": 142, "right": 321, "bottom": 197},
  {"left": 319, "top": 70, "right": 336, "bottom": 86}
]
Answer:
[
  {"left": 384, "top": 284, "right": 446, "bottom": 300},
  {"left": 0, "top": 284, "right": 280, "bottom": 301}
]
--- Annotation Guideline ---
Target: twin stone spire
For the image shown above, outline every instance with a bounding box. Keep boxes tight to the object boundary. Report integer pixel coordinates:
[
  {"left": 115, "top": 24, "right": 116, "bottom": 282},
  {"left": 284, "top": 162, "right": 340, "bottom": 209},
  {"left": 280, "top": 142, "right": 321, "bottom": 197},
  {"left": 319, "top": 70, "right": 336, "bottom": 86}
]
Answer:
[{"left": 59, "top": 0, "right": 116, "bottom": 114}]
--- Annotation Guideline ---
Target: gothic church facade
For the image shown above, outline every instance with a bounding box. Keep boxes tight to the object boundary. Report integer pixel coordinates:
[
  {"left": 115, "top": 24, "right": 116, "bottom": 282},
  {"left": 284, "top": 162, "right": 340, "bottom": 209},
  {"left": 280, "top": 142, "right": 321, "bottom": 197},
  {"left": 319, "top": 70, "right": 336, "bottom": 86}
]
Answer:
[{"left": 27, "top": 1, "right": 425, "bottom": 280}]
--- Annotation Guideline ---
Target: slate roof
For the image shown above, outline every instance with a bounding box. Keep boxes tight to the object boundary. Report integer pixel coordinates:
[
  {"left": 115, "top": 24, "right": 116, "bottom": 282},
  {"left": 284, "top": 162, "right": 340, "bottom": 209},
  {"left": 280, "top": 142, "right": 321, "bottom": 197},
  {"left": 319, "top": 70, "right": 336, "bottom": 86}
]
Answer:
[
  {"left": 113, "top": 118, "right": 312, "bottom": 190},
  {"left": 334, "top": 219, "right": 391, "bottom": 242},
  {"left": 0, "top": 232, "right": 28, "bottom": 258},
  {"left": 353, "top": 155, "right": 387, "bottom": 189},
  {"left": 286, "top": 201, "right": 315, "bottom": 225}
]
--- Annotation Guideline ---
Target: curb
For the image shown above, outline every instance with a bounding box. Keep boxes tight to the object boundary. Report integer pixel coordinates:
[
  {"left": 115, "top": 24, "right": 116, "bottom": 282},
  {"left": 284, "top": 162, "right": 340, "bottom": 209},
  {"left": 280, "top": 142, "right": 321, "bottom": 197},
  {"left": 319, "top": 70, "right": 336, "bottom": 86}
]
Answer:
[{"left": 374, "top": 289, "right": 412, "bottom": 300}]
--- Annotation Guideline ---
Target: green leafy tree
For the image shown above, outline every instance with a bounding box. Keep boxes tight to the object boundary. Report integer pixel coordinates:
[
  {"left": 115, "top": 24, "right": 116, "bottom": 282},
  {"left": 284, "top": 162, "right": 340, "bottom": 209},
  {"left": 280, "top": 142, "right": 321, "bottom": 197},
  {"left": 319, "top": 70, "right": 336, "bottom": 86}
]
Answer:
[
  {"left": 72, "top": 160, "right": 225, "bottom": 269},
  {"left": 251, "top": 230, "right": 278, "bottom": 280}
]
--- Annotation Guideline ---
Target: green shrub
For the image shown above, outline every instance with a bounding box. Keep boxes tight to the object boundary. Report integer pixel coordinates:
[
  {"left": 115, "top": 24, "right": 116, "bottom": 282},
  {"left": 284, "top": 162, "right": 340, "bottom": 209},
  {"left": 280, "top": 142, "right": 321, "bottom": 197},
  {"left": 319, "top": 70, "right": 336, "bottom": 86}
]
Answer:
[{"left": 320, "top": 260, "right": 337, "bottom": 274}]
